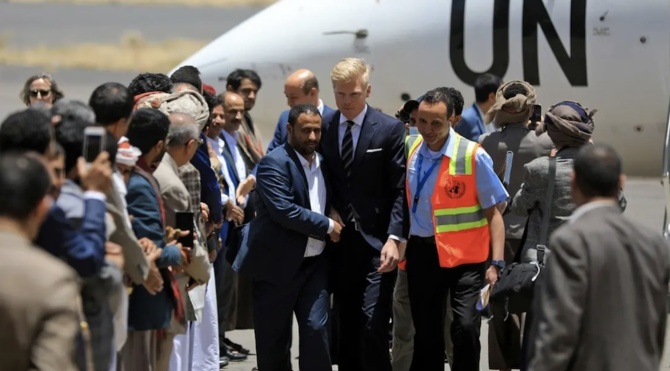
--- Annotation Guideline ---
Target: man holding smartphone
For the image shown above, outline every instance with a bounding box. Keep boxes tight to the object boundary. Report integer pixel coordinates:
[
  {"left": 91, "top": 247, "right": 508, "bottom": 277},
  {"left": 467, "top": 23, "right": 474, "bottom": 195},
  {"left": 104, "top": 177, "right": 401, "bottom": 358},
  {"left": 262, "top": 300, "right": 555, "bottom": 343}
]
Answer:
[
  {"left": 478, "top": 80, "right": 553, "bottom": 370},
  {"left": 153, "top": 112, "right": 212, "bottom": 370}
]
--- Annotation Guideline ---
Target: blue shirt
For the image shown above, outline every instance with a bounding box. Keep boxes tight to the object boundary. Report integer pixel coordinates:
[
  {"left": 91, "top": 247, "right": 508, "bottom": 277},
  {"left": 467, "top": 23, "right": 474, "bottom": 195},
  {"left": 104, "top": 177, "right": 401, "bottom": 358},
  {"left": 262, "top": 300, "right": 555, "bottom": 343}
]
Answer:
[{"left": 408, "top": 128, "right": 508, "bottom": 237}]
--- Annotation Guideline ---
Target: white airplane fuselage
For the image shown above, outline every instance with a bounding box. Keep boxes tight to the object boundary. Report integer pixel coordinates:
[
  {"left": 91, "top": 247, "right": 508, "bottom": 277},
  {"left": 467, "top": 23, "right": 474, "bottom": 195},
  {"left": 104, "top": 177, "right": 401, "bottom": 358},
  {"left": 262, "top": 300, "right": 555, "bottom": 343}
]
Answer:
[{"left": 173, "top": 0, "right": 670, "bottom": 177}]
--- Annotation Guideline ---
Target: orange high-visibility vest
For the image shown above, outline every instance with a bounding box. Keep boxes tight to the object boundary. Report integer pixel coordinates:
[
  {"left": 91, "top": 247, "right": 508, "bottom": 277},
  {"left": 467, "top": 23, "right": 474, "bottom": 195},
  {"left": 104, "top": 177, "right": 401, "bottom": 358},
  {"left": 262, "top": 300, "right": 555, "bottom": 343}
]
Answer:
[{"left": 401, "top": 133, "right": 490, "bottom": 269}]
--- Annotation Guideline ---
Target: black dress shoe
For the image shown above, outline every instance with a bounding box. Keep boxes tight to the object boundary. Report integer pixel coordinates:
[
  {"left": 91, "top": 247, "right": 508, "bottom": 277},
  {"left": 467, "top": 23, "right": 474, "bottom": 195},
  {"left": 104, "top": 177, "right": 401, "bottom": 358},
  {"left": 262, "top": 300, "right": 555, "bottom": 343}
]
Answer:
[
  {"left": 219, "top": 356, "right": 229, "bottom": 367},
  {"left": 222, "top": 348, "right": 248, "bottom": 362},
  {"left": 224, "top": 337, "right": 251, "bottom": 355}
]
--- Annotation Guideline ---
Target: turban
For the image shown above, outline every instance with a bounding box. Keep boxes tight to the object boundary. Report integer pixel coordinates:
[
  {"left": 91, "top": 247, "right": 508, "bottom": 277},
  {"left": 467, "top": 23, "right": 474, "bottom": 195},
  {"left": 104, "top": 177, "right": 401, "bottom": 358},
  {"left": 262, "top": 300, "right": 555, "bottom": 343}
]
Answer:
[
  {"left": 536, "top": 101, "right": 596, "bottom": 148},
  {"left": 485, "top": 80, "right": 536, "bottom": 128},
  {"left": 116, "top": 137, "right": 142, "bottom": 166},
  {"left": 136, "top": 90, "right": 210, "bottom": 131}
]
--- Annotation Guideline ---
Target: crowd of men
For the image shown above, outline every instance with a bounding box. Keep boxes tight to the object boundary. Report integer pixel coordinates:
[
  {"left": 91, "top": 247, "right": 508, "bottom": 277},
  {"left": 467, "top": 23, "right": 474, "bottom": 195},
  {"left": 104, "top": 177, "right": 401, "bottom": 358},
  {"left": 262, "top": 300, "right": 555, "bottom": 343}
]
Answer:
[{"left": 0, "top": 56, "right": 669, "bottom": 371}]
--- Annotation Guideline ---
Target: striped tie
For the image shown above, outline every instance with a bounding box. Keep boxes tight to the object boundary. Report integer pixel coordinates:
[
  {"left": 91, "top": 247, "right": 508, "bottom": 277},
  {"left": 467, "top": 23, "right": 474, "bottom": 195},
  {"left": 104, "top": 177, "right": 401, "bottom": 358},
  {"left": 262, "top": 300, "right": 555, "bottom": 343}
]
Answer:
[
  {"left": 342, "top": 120, "right": 355, "bottom": 178},
  {"left": 341, "top": 120, "right": 355, "bottom": 221}
]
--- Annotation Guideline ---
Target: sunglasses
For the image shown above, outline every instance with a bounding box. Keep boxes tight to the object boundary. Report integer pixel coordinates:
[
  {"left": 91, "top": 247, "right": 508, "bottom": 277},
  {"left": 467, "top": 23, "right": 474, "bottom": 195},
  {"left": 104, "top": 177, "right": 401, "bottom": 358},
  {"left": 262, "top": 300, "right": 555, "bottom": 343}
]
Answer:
[{"left": 30, "top": 89, "right": 51, "bottom": 98}]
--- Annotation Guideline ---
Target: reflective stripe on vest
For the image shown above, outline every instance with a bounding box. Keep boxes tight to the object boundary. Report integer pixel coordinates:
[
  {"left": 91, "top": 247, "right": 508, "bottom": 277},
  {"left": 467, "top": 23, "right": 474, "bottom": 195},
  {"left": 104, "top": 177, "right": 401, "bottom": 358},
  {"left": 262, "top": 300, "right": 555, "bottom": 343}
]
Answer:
[{"left": 405, "top": 133, "right": 490, "bottom": 268}]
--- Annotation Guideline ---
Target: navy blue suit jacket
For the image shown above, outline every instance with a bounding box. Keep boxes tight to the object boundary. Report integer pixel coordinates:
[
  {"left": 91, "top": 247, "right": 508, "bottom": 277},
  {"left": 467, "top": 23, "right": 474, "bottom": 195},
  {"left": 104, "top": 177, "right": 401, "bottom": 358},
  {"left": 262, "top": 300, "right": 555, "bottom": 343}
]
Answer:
[
  {"left": 217, "top": 133, "right": 241, "bottom": 248},
  {"left": 455, "top": 102, "right": 486, "bottom": 142},
  {"left": 267, "top": 104, "right": 336, "bottom": 153},
  {"left": 34, "top": 198, "right": 107, "bottom": 278},
  {"left": 320, "top": 105, "right": 407, "bottom": 249},
  {"left": 125, "top": 171, "right": 182, "bottom": 331},
  {"left": 190, "top": 133, "right": 223, "bottom": 224},
  {"left": 235, "top": 143, "right": 331, "bottom": 285}
]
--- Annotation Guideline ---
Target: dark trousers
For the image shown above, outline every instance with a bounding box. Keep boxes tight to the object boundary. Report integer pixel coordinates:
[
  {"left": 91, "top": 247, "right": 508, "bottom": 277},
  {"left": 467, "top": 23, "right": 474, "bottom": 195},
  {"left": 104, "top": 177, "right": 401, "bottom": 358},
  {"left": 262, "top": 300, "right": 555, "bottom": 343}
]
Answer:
[
  {"left": 405, "top": 236, "right": 485, "bottom": 371},
  {"left": 488, "top": 239, "right": 522, "bottom": 369},
  {"left": 253, "top": 255, "right": 331, "bottom": 371},
  {"left": 332, "top": 225, "right": 395, "bottom": 371},
  {"left": 213, "top": 244, "right": 235, "bottom": 353}
]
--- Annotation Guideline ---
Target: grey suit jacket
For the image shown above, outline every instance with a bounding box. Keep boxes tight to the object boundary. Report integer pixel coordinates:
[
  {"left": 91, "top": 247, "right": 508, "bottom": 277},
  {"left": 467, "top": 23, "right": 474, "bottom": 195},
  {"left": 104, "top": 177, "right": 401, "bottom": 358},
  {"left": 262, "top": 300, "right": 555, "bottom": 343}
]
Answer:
[
  {"left": 479, "top": 123, "right": 554, "bottom": 239},
  {"left": 154, "top": 154, "right": 210, "bottom": 285},
  {"left": 106, "top": 175, "right": 150, "bottom": 284},
  {"left": 528, "top": 203, "right": 670, "bottom": 371},
  {"left": 0, "top": 231, "right": 81, "bottom": 371},
  {"left": 154, "top": 154, "right": 210, "bottom": 328},
  {"left": 511, "top": 147, "right": 579, "bottom": 262}
]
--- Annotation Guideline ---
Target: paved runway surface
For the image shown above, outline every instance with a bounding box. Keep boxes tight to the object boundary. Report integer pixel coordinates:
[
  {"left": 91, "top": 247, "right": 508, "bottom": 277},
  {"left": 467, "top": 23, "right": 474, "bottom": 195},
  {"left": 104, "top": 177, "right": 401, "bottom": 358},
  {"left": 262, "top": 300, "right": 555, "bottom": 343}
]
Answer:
[
  {"left": 0, "top": 3, "right": 260, "bottom": 48},
  {"left": 223, "top": 178, "right": 670, "bottom": 370},
  {"left": 2, "top": 2, "right": 670, "bottom": 370}
]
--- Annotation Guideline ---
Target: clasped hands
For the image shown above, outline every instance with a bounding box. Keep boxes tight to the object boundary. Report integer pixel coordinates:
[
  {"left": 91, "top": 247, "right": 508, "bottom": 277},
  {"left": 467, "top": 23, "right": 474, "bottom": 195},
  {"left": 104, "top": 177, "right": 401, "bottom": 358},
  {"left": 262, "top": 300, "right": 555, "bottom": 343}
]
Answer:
[{"left": 328, "top": 208, "right": 399, "bottom": 273}]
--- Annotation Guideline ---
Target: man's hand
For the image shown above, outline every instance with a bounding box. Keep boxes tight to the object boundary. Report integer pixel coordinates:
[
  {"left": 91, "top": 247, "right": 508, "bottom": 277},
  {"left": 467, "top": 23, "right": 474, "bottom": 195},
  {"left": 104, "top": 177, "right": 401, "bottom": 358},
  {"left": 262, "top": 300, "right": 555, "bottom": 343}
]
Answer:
[
  {"left": 379, "top": 239, "right": 400, "bottom": 273},
  {"left": 329, "top": 220, "right": 343, "bottom": 243},
  {"left": 78, "top": 152, "right": 113, "bottom": 193},
  {"left": 209, "top": 249, "right": 217, "bottom": 263},
  {"left": 330, "top": 208, "right": 344, "bottom": 225},
  {"left": 143, "top": 263, "right": 164, "bottom": 295},
  {"left": 105, "top": 242, "right": 125, "bottom": 269},
  {"left": 139, "top": 237, "right": 158, "bottom": 255},
  {"left": 236, "top": 176, "right": 256, "bottom": 205},
  {"left": 398, "top": 240, "right": 408, "bottom": 263},
  {"left": 200, "top": 203, "right": 210, "bottom": 222},
  {"left": 486, "top": 265, "right": 500, "bottom": 286},
  {"left": 166, "top": 227, "right": 190, "bottom": 243},
  {"left": 225, "top": 199, "right": 245, "bottom": 224}
]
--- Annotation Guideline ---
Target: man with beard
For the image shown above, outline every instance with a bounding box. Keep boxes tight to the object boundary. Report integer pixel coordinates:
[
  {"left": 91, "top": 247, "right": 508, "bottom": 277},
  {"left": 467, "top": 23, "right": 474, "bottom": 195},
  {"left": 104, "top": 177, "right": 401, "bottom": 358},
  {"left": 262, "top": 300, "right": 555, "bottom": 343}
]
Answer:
[
  {"left": 207, "top": 91, "right": 251, "bottom": 364},
  {"left": 121, "top": 109, "right": 191, "bottom": 371},
  {"left": 236, "top": 103, "right": 343, "bottom": 371}
]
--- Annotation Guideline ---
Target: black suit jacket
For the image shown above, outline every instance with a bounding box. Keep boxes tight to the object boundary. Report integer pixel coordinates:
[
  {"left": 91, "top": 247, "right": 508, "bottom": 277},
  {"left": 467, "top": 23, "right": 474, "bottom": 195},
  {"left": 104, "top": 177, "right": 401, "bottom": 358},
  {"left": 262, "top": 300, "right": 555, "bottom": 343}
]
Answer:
[
  {"left": 234, "top": 143, "right": 332, "bottom": 285},
  {"left": 320, "top": 105, "right": 407, "bottom": 250}
]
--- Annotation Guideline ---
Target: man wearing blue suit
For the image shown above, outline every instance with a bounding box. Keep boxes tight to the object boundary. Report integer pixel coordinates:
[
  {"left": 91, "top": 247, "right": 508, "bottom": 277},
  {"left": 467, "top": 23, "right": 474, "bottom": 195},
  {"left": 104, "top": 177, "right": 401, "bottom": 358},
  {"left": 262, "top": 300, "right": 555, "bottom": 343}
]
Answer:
[
  {"left": 122, "top": 109, "right": 189, "bottom": 370},
  {"left": 321, "top": 58, "right": 406, "bottom": 371},
  {"left": 266, "top": 69, "right": 335, "bottom": 153},
  {"left": 455, "top": 73, "right": 502, "bottom": 142},
  {"left": 238, "top": 103, "right": 343, "bottom": 371}
]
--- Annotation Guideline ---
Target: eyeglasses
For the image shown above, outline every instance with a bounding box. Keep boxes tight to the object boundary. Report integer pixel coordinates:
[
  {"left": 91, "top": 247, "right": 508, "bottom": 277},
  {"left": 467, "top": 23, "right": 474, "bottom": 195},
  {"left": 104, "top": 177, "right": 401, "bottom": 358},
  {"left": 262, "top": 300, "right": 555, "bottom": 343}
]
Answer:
[{"left": 30, "top": 89, "right": 51, "bottom": 98}]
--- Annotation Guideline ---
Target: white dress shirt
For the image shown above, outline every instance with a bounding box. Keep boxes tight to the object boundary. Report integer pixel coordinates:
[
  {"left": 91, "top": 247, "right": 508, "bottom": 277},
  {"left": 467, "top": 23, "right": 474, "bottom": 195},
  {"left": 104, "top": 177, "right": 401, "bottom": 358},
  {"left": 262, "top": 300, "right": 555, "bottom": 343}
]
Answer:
[
  {"left": 222, "top": 130, "right": 248, "bottom": 188},
  {"left": 296, "top": 152, "right": 334, "bottom": 257},
  {"left": 475, "top": 103, "right": 497, "bottom": 133},
  {"left": 316, "top": 99, "right": 325, "bottom": 115},
  {"left": 207, "top": 137, "right": 233, "bottom": 206},
  {"left": 338, "top": 104, "right": 368, "bottom": 156},
  {"left": 208, "top": 131, "right": 249, "bottom": 213}
]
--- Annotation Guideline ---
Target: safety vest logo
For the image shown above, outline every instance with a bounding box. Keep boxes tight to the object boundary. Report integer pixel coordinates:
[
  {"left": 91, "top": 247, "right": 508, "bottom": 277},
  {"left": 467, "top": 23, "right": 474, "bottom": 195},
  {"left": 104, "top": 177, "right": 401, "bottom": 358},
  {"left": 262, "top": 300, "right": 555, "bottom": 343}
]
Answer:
[{"left": 446, "top": 179, "right": 466, "bottom": 199}]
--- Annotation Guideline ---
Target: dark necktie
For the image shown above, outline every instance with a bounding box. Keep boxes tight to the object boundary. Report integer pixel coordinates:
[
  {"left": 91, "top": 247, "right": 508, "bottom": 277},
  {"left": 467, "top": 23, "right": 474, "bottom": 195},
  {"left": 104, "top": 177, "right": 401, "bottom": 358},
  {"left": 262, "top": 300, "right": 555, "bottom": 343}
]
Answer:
[
  {"left": 342, "top": 120, "right": 355, "bottom": 179},
  {"left": 341, "top": 120, "right": 355, "bottom": 221}
]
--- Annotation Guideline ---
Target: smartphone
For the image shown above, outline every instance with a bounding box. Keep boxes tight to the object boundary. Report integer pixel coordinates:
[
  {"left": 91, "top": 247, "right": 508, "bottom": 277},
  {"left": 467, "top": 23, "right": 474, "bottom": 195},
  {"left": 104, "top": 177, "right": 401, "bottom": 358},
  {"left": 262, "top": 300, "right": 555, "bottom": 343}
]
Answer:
[
  {"left": 83, "top": 126, "right": 106, "bottom": 165},
  {"left": 175, "top": 212, "right": 195, "bottom": 249},
  {"left": 531, "top": 104, "right": 542, "bottom": 124}
]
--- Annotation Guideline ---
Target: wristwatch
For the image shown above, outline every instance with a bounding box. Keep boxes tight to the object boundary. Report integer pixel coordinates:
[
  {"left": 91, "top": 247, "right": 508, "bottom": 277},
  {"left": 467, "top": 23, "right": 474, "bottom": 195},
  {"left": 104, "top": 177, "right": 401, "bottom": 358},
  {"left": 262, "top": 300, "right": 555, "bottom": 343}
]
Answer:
[{"left": 491, "top": 260, "right": 506, "bottom": 270}]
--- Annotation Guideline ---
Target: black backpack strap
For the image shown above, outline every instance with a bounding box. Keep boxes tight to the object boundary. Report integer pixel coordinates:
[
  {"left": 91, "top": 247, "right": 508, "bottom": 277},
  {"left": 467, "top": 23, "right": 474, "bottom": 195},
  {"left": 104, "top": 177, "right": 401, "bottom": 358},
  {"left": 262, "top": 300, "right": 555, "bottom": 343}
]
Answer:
[{"left": 536, "top": 153, "right": 557, "bottom": 265}]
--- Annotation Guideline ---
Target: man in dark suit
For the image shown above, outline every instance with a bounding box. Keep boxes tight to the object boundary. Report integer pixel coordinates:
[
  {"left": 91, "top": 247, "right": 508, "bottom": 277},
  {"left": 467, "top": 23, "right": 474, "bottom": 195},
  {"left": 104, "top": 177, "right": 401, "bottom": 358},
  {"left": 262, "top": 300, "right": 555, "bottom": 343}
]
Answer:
[
  {"left": 321, "top": 58, "right": 406, "bottom": 371},
  {"left": 267, "top": 69, "right": 336, "bottom": 153},
  {"left": 455, "top": 73, "right": 502, "bottom": 142},
  {"left": 527, "top": 144, "right": 670, "bottom": 371},
  {"left": 237, "top": 103, "right": 343, "bottom": 371}
]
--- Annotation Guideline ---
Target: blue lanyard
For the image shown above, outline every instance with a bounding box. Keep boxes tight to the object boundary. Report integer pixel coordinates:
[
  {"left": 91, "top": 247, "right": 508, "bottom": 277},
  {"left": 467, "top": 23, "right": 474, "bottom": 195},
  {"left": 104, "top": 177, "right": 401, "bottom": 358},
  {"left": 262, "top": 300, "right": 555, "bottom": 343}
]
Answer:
[{"left": 412, "top": 154, "right": 440, "bottom": 214}]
